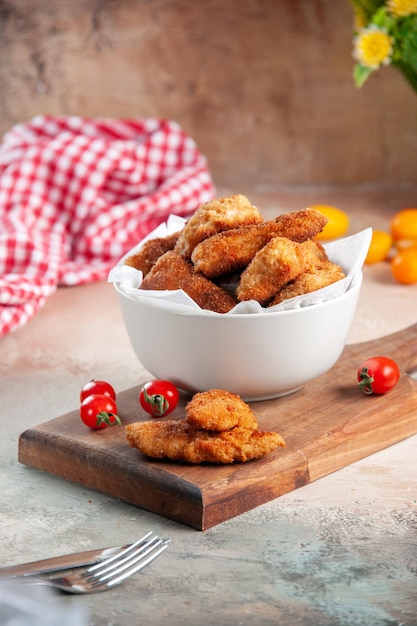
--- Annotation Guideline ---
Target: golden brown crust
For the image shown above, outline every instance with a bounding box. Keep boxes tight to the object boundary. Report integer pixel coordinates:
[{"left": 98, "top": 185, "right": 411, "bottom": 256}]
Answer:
[
  {"left": 174, "top": 194, "right": 263, "bottom": 260},
  {"left": 126, "top": 419, "right": 198, "bottom": 462},
  {"left": 126, "top": 420, "right": 284, "bottom": 464},
  {"left": 125, "top": 201, "right": 343, "bottom": 311},
  {"left": 191, "top": 208, "right": 327, "bottom": 278},
  {"left": 185, "top": 389, "right": 258, "bottom": 431},
  {"left": 140, "top": 250, "right": 237, "bottom": 313},
  {"left": 192, "top": 428, "right": 285, "bottom": 464},
  {"left": 236, "top": 238, "right": 328, "bottom": 304},
  {"left": 269, "top": 208, "right": 328, "bottom": 243},
  {"left": 126, "top": 388, "right": 285, "bottom": 464},
  {"left": 268, "top": 262, "right": 346, "bottom": 306},
  {"left": 124, "top": 232, "right": 180, "bottom": 276}
]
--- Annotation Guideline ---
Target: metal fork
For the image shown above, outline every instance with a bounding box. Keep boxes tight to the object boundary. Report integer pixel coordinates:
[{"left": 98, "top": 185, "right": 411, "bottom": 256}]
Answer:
[{"left": 22, "top": 531, "right": 169, "bottom": 594}]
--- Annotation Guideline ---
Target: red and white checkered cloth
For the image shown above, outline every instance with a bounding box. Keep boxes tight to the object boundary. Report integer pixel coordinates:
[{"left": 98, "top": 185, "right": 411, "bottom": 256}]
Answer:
[{"left": 0, "top": 115, "right": 215, "bottom": 337}]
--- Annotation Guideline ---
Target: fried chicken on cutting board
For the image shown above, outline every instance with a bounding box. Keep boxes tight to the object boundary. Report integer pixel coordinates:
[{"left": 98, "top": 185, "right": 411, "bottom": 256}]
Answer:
[{"left": 126, "top": 389, "right": 285, "bottom": 464}]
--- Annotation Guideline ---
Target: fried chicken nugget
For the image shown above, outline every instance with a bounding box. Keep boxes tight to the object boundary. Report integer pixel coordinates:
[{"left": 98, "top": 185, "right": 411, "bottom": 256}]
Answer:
[
  {"left": 140, "top": 250, "right": 237, "bottom": 313},
  {"left": 126, "top": 420, "right": 199, "bottom": 462},
  {"left": 126, "top": 421, "right": 284, "bottom": 464},
  {"left": 185, "top": 389, "right": 258, "bottom": 431},
  {"left": 125, "top": 232, "right": 180, "bottom": 276},
  {"left": 126, "top": 389, "right": 285, "bottom": 464},
  {"left": 193, "top": 428, "right": 285, "bottom": 464},
  {"left": 236, "top": 238, "right": 326, "bottom": 304},
  {"left": 191, "top": 208, "right": 328, "bottom": 278},
  {"left": 174, "top": 194, "right": 263, "bottom": 260},
  {"left": 268, "top": 261, "right": 346, "bottom": 306}
]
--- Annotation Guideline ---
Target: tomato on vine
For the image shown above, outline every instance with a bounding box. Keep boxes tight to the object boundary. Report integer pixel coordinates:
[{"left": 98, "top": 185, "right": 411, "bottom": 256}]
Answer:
[
  {"left": 357, "top": 357, "right": 400, "bottom": 395},
  {"left": 80, "top": 380, "right": 116, "bottom": 403},
  {"left": 140, "top": 380, "right": 179, "bottom": 417},
  {"left": 80, "top": 394, "right": 121, "bottom": 429}
]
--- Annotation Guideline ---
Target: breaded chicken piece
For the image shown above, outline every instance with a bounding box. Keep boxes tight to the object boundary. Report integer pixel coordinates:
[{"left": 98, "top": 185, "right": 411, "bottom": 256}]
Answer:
[
  {"left": 124, "top": 232, "right": 180, "bottom": 276},
  {"left": 236, "top": 238, "right": 327, "bottom": 304},
  {"left": 126, "top": 419, "right": 199, "bottom": 462},
  {"left": 126, "top": 421, "right": 284, "bottom": 464},
  {"left": 309, "top": 240, "right": 329, "bottom": 263},
  {"left": 174, "top": 194, "right": 263, "bottom": 260},
  {"left": 268, "top": 261, "right": 346, "bottom": 306},
  {"left": 191, "top": 208, "right": 327, "bottom": 278},
  {"left": 185, "top": 389, "right": 258, "bottom": 431},
  {"left": 126, "top": 389, "right": 285, "bottom": 464},
  {"left": 140, "top": 250, "right": 237, "bottom": 314},
  {"left": 193, "top": 427, "right": 285, "bottom": 464}
]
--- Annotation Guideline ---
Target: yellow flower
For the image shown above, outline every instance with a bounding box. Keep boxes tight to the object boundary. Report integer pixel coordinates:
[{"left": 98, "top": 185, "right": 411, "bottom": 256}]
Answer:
[
  {"left": 353, "top": 25, "right": 394, "bottom": 69},
  {"left": 386, "top": 0, "right": 417, "bottom": 17}
]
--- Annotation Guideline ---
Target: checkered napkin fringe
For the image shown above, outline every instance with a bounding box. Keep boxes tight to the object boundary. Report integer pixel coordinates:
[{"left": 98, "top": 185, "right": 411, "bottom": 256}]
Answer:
[{"left": 0, "top": 115, "right": 215, "bottom": 337}]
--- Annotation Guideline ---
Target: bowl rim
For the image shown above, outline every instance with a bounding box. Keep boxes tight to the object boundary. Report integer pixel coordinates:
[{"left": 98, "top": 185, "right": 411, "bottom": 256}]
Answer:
[{"left": 114, "top": 270, "right": 363, "bottom": 320}]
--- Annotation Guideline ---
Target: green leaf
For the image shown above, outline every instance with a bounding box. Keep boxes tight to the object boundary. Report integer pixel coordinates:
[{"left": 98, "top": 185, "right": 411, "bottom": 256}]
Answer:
[
  {"left": 371, "top": 7, "right": 396, "bottom": 31},
  {"left": 392, "top": 59, "right": 417, "bottom": 95},
  {"left": 353, "top": 63, "right": 374, "bottom": 87},
  {"left": 399, "top": 17, "right": 417, "bottom": 71},
  {"left": 350, "top": 0, "right": 385, "bottom": 24}
]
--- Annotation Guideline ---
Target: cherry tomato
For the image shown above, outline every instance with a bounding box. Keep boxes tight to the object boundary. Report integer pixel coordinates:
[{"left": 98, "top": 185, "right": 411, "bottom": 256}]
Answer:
[
  {"left": 391, "top": 248, "right": 417, "bottom": 284},
  {"left": 357, "top": 356, "right": 400, "bottom": 395},
  {"left": 311, "top": 205, "right": 350, "bottom": 240},
  {"left": 364, "top": 230, "right": 392, "bottom": 264},
  {"left": 139, "top": 380, "right": 179, "bottom": 417},
  {"left": 80, "top": 380, "right": 116, "bottom": 403},
  {"left": 80, "top": 394, "right": 121, "bottom": 429},
  {"left": 390, "top": 208, "right": 417, "bottom": 241}
]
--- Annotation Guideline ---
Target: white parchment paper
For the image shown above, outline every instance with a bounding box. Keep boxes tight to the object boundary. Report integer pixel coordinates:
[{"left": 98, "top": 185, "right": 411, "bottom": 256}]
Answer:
[{"left": 108, "top": 215, "right": 372, "bottom": 315}]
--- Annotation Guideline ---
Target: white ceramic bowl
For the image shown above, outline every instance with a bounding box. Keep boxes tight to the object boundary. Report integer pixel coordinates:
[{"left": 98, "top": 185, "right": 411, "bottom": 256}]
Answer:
[{"left": 114, "top": 271, "right": 362, "bottom": 401}]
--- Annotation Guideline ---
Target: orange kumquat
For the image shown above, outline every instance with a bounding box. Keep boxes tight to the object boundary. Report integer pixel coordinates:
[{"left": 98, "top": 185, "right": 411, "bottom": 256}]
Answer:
[
  {"left": 391, "top": 247, "right": 417, "bottom": 284},
  {"left": 311, "top": 205, "right": 350, "bottom": 240},
  {"left": 390, "top": 208, "right": 417, "bottom": 242},
  {"left": 365, "top": 230, "right": 392, "bottom": 264}
]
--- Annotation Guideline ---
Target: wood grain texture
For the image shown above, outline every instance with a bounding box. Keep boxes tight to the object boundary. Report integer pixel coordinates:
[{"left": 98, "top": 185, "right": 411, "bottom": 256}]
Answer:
[{"left": 18, "top": 324, "right": 417, "bottom": 530}]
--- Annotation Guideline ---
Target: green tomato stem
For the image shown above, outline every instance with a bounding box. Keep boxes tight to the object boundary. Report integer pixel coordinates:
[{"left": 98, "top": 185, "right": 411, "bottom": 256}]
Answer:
[
  {"left": 143, "top": 387, "right": 169, "bottom": 416},
  {"left": 96, "top": 411, "right": 122, "bottom": 426},
  {"left": 358, "top": 367, "right": 375, "bottom": 395}
]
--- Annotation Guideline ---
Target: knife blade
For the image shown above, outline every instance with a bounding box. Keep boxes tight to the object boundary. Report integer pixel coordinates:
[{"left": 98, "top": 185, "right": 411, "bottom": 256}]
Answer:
[{"left": 0, "top": 543, "right": 131, "bottom": 579}]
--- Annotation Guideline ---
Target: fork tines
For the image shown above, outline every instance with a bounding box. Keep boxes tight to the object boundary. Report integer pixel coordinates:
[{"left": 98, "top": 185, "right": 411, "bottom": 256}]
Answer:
[{"left": 85, "top": 532, "right": 170, "bottom": 588}]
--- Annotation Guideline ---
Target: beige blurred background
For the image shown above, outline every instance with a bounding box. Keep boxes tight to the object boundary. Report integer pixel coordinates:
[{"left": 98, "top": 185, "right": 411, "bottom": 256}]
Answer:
[{"left": 1, "top": 0, "right": 417, "bottom": 189}]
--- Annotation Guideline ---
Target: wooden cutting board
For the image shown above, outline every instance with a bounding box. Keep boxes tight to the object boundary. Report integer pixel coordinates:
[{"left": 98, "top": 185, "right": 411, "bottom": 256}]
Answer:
[{"left": 19, "top": 324, "right": 417, "bottom": 531}]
